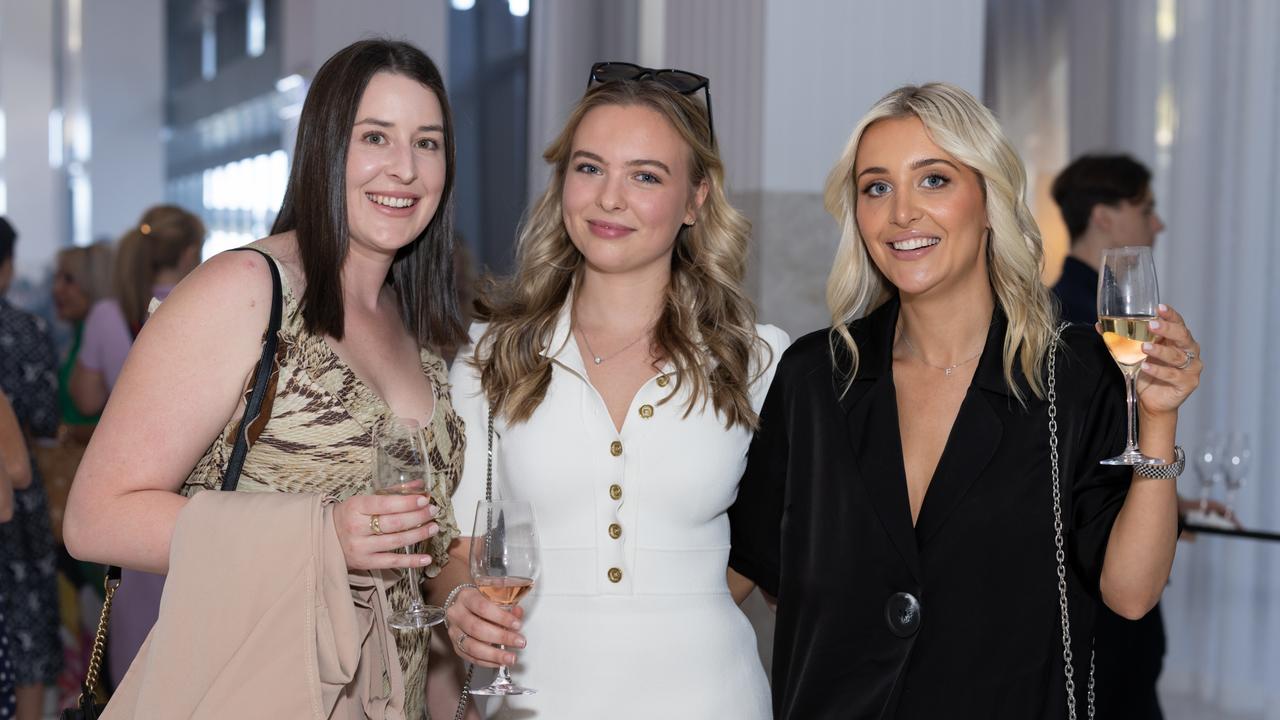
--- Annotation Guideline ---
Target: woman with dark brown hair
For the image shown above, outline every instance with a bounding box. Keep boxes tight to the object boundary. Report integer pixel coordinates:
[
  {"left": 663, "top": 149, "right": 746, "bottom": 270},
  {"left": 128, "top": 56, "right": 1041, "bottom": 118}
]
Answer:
[{"left": 65, "top": 39, "right": 466, "bottom": 717}]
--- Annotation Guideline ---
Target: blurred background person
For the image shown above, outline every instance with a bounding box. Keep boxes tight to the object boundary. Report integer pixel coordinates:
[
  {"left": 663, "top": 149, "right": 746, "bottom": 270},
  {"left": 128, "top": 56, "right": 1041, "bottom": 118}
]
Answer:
[
  {"left": 0, "top": 217, "right": 62, "bottom": 720},
  {"left": 69, "top": 205, "right": 205, "bottom": 419},
  {"left": 62, "top": 204, "right": 205, "bottom": 692},
  {"left": 1049, "top": 154, "right": 1163, "bottom": 324},
  {"left": 1, "top": 392, "right": 30, "bottom": 717},
  {"left": 52, "top": 243, "right": 115, "bottom": 439}
]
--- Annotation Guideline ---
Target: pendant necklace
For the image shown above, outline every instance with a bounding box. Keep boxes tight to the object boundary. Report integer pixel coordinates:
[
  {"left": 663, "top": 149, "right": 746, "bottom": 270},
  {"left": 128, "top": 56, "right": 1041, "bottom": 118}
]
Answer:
[
  {"left": 899, "top": 329, "right": 985, "bottom": 376},
  {"left": 577, "top": 325, "right": 649, "bottom": 365}
]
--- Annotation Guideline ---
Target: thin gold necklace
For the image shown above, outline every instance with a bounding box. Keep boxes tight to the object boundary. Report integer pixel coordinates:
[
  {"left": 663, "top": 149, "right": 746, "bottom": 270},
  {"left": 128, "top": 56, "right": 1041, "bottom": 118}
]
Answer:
[
  {"left": 577, "top": 325, "right": 649, "bottom": 365},
  {"left": 899, "top": 329, "right": 986, "bottom": 376}
]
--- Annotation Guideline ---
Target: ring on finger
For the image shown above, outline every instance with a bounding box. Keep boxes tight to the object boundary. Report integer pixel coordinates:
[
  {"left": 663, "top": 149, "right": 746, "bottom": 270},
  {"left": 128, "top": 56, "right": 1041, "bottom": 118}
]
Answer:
[
  {"left": 1178, "top": 349, "right": 1196, "bottom": 370},
  {"left": 456, "top": 630, "right": 468, "bottom": 651},
  {"left": 369, "top": 513, "right": 383, "bottom": 536}
]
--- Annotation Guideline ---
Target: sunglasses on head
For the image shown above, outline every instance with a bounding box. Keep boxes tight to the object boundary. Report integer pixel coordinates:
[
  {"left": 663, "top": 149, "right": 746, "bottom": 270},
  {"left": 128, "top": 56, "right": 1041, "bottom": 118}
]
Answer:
[{"left": 587, "top": 61, "right": 716, "bottom": 147}]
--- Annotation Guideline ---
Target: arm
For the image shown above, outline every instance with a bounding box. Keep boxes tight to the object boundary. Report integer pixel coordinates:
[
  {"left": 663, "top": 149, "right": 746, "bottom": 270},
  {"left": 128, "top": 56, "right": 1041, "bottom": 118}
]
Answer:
[
  {"left": 728, "top": 568, "right": 756, "bottom": 605},
  {"left": 64, "top": 249, "right": 440, "bottom": 574},
  {"left": 0, "top": 392, "right": 31, "bottom": 491},
  {"left": 429, "top": 333, "right": 525, "bottom": 669},
  {"left": 0, "top": 393, "right": 27, "bottom": 523},
  {"left": 1098, "top": 304, "right": 1201, "bottom": 619},
  {"left": 69, "top": 363, "right": 109, "bottom": 417}
]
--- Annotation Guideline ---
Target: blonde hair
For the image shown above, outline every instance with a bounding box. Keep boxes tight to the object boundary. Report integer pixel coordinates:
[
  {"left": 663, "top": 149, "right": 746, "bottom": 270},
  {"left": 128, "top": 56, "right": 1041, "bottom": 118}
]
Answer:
[
  {"left": 57, "top": 243, "right": 115, "bottom": 306},
  {"left": 824, "top": 82, "right": 1056, "bottom": 402},
  {"left": 475, "top": 80, "right": 766, "bottom": 428},
  {"left": 114, "top": 205, "right": 205, "bottom": 331}
]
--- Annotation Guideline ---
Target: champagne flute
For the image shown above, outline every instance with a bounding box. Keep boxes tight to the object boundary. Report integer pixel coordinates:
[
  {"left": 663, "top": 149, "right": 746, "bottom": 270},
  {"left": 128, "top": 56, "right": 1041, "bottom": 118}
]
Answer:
[
  {"left": 469, "top": 499, "right": 540, "bottom": 696},
  {"left": 1097, "top": 246, "right": 1165, "bottom": 465},
  {"left": 1223, "top": 432, "right": 1252, "bottom": 521},
  {"left": 371, "top": 417, "right": 447, "bottom": 630},
  {"left": 1195, "top": 432, "right": 1226, "bottom": 513}
]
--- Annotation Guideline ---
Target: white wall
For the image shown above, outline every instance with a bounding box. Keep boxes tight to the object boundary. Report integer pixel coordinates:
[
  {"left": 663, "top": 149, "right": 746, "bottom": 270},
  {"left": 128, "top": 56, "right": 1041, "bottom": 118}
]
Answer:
[
  {"left": 83, "top": 0, "right": 165, "bottom": 245},
  {"left": 761, "top": 0, "right": 987, "bottom": 194},
  {"left": 282, "top": 0, "right": 449, "bottom": 81},
  {"left": 0, "top": 0, "right": 61, "bottom": 280}
]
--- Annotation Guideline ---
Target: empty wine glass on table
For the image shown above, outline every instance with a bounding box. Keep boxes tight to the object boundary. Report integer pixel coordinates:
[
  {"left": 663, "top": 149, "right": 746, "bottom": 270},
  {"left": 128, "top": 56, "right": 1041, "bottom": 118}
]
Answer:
[
  {"left": 1223, "top": 432, "right": 1253, "bottom": 521},
  {"left": 1195, "top": 432, "right": 1227, "bottom": 513},
  {"left": 371, "top": 417, "right": 447, "bottom": 630},
  {"left": 1097, "top": 246, "right": 1165, "bottom": 465},
  {"left": 469, "top": 499, "right": 541, "bottom": 696}
]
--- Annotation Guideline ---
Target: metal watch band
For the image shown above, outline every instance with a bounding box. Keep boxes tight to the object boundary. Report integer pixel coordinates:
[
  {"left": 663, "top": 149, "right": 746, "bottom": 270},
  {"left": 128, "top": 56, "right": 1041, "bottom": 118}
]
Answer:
[{"left": 1134, "top": 445, "right": 1185, "bottom": 479}]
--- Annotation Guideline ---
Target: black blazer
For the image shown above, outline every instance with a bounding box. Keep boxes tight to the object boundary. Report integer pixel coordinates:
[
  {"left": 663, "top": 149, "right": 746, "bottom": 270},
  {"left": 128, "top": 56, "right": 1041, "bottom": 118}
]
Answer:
[{"left": 729, "top": 298, "right": 1138, "bottom": 719}]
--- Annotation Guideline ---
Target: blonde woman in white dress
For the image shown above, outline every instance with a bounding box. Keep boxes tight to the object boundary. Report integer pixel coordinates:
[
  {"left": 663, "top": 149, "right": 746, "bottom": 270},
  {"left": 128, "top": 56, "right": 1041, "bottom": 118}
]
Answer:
[{"left": 436, "top": 66, "right": 786, "bottom": 718}]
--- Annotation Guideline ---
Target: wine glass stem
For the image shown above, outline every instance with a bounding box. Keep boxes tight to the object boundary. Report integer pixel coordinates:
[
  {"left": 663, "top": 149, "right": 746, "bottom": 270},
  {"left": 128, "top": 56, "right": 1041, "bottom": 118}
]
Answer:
[
  {"left": 405, "top": 550, "right": 425, "bottom": 609},
  {"left": 492, "top": 604, "right": 515, "bottom": 685},
  {"left": 1123, "top": 369, "right": 1140, "bottom": 453}
]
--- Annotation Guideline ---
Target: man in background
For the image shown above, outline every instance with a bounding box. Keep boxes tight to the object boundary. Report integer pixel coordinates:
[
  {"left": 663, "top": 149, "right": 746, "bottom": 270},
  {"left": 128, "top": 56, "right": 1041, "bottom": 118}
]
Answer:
[
  {"left": 1052, "top": 154, "right": 1173, "bottom": 718},
  {"left": 1051, "top": 153, "right": 1165, "bottom": 323}
]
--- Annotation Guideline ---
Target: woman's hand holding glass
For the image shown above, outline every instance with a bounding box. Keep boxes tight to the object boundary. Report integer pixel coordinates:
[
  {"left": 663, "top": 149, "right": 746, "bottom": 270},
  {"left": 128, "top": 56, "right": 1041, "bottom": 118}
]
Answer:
[
  {"left": 333, "top": 491, "right": 440, "bottom": 571},
  {"left": 1132, "top": 303, "right": 1202, "bottom": 418},
  {"left": 444, "top": 583, "right": 527, "bottom": 668}
]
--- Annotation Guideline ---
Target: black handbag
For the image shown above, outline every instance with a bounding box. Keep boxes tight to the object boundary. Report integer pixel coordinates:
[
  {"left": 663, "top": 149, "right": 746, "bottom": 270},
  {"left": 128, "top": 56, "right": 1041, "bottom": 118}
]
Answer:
[{"left": 60, "top": 247, "right": 283, "bottom": 719}]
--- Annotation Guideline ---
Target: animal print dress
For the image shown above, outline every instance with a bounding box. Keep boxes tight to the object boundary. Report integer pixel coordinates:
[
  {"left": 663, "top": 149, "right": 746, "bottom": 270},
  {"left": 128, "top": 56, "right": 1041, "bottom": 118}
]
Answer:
[{"left": 180, "top": 250, "right": 464, "bottom": 720}]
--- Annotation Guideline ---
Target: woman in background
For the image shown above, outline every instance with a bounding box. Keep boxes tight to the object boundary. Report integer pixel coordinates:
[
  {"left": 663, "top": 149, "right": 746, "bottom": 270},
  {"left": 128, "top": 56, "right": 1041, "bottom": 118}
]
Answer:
[
  {"left": 52, "top": 243, "right": 115, "bottom": 437},
  {"left": 69, "top": 206, "right": 204, "bottom": 418},
  {"left": 0, "top": 217, "right": 61, "bottom": 720},
  {"left": 63, "top": 206, "right": 205, "bottom": 690}
]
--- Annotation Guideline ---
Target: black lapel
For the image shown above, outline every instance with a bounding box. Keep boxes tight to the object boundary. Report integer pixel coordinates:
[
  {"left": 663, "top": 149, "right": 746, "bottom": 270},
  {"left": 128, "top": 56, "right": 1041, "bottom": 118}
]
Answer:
[
  {"left": 913, "top": 313, "right": 1011, "bottom": 546},
  {"left": 837, "top": 298, "right": 922, "bottom": 583}
]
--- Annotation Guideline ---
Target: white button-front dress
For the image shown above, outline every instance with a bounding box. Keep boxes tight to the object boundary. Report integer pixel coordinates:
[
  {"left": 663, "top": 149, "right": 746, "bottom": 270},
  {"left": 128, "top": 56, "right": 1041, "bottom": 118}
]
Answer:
[{"left": 449, "top": 301, "right": 787, "bottom": 719}]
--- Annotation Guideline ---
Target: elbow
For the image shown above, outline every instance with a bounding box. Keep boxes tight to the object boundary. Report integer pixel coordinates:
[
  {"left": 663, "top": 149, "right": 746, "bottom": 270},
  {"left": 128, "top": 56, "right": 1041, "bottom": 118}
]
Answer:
[
  {"left": 1101, "top": 584, "right": 1162, "bottom": 621},
  {"left": 62, "top": 491, "right": 98, "bottom": 562},
  {"left": 4, "top": 460, "right": 31, "bottom": 490}
]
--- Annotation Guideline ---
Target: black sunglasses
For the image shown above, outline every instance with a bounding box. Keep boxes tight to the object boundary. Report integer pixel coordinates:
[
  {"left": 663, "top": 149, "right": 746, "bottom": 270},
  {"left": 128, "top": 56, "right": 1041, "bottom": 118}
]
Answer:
[{"left": 587, "top": 61, "right": 716, "bottom": 147}]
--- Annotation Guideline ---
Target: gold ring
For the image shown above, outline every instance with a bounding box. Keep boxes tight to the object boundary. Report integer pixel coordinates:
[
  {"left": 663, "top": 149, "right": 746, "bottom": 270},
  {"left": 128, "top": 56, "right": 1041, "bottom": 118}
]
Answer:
[{"left": 369, "top": 514, "right": 383, "bottom": 536}]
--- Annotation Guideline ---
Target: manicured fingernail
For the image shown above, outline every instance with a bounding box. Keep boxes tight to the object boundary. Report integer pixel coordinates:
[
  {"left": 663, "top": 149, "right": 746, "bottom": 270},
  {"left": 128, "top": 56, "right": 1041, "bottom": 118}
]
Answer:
[
  {"left": 416, "top": 496, "right": 429, "bottom": 507},
  {"left": 506, "top": 653, "right": 517, "bottom": 664},
  {"left": 1149, "top": 320, "right": 1161, "bottom": 329},
  {"left": 1159, "top": 303, "right": 1168, "bottom": 312},
  {"left": 1142, "top": 342, "right": 1153, "bottom": 352},
  {"left": 1141, "top": 362, "right": 1152, "bottom": 371},
  {"left": 429, "top": 504, "right": 440, "bottom": 517},
  {"left": 512, "top": 620, "right": 522, "bottom": 630},
  {"left": 428, "top": 524, "right": 439, "bottom": 536},
  {"left": 516, "top": 638, "right": 526, "bottom": 648},
  {"left": 420, "top": 556, "right": 433, "bottom": 565}
]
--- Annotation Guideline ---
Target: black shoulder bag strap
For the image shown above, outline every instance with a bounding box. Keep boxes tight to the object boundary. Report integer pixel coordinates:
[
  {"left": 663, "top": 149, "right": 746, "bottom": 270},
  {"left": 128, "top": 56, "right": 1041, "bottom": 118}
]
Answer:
[
  {"left": 65, "top": 247, "right": 284, "bottom": 719},
  {"left": 221, "top": 246, "right": 284, "bottom": 491}
]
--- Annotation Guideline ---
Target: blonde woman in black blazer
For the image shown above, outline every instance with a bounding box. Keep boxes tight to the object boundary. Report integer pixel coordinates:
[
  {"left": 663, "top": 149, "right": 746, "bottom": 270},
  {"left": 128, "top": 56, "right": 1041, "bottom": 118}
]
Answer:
[{"left": 729, "top": 83, "right": 1202, "bottom": 719}]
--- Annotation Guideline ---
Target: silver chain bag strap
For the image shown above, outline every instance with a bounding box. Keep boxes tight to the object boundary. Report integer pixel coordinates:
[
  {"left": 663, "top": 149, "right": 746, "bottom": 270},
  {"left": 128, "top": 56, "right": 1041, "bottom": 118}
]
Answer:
[
  {"left": 1048, "top": 322, "right": 1096, "bottom": 720},
  {"left": 452, "top": 405, "right": 496, "bottom": 720}
]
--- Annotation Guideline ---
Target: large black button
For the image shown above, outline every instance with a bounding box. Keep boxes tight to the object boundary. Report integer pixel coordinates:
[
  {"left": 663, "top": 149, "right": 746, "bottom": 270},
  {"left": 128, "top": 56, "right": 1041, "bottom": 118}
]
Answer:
[{"left": 885, "top": 592, "right": 922, "bottom": 638}]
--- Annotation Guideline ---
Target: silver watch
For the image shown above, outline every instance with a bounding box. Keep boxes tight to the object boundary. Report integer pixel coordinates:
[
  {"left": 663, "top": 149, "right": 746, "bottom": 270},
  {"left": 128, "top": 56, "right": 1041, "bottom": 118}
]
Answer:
[{"left": 1134, "top": 445, "right": 1185, "bottom": 479}]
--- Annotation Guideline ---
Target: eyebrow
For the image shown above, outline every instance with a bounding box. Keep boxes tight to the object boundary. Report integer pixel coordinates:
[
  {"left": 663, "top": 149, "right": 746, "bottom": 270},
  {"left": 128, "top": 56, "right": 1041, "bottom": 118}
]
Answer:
[
  {"left": 354, "top": 117, "right": 444, "bottom": 133},
  {"left": 855, "top": 157, "right": 960, "bottom": 181},
  {"left": 572, "top": 150, "right": 672, "bottom": 175}
]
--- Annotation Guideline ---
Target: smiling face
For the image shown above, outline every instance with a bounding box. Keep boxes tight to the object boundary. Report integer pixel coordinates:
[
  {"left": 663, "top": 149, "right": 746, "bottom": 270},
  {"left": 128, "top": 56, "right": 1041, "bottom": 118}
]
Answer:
[
  {"left": 345, "top": 72, "right": 447, "bottom": 259},
  {"left": 561, "top": 103, "right": 707, "bottom": 280},
  {"left": 853, "top": 115, "right": 991, "bottom": 301},
  {"left": 52, "top": 258, "right": 92, "bottom": 322}
]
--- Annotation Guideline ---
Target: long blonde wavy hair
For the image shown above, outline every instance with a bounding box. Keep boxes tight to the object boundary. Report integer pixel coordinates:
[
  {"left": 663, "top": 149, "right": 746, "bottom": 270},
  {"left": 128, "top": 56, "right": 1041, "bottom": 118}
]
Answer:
[
  {"left": 475, "top": 80, "right": 766, "bottom": 428},
  {"left": 824, "top": 82, "right": 1056, "bottom": 403}
]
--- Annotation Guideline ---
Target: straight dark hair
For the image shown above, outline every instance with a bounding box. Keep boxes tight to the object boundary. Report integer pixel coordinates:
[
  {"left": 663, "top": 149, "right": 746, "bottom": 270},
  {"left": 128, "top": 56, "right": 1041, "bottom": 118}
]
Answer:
[{"left": 271, "top": 38, "right": 464, "bottom": 349}]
